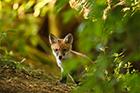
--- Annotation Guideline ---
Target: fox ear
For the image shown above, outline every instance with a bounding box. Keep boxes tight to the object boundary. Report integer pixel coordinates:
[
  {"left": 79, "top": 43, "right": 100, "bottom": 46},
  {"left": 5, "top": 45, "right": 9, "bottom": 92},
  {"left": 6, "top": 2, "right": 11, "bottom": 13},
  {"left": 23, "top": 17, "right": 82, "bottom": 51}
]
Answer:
[
  {"left": 49, "top": 33, "right": 58, "bottom": 44},
  {"left": 64, "top": 33, "right": 73, "bottom": 44}
]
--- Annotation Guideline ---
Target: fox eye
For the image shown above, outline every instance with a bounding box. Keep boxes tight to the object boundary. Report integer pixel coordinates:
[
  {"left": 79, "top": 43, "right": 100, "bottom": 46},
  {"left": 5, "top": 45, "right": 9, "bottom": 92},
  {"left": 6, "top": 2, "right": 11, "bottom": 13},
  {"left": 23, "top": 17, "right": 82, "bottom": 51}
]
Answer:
[
  {"left": 63, "top": 49, "right": 67, "bottom": 52},
  {"left": 54, "top": 49, "right": 58, "bottom": 52}
]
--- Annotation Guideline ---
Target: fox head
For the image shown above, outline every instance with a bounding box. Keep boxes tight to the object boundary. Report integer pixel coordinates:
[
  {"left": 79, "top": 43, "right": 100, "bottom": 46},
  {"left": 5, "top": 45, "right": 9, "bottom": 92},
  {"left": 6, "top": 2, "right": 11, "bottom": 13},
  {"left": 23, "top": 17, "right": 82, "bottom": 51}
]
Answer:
[{"left": 49, "top": 33, "right": 73, "bottom": 61}]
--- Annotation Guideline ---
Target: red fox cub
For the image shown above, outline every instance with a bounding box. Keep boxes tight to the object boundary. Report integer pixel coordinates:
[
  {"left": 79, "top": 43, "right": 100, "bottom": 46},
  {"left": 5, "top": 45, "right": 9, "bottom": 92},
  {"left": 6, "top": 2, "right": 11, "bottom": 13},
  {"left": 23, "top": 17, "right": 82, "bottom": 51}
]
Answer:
[{"left": 49, "top": 33, "right": 93, "bottom": 84}]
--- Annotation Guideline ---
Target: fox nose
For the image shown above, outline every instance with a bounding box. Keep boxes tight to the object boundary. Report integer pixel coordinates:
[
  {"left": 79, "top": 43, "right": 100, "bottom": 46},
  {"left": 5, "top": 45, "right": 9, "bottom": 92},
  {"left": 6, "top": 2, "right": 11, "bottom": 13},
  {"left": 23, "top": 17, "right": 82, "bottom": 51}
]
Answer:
[{"left": 59, "top": 56, "right": 62, "bottom": 60}]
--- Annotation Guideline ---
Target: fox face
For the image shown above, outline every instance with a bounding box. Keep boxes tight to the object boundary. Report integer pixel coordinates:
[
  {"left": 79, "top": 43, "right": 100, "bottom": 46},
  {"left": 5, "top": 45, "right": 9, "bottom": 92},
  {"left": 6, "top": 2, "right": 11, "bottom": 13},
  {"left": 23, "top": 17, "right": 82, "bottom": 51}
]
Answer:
[
  {"left": 49, "top": 33, "right": 73, "bottom": 61},
  {"left": 49, "top": 33, "right": 90, "bottom": 84}
]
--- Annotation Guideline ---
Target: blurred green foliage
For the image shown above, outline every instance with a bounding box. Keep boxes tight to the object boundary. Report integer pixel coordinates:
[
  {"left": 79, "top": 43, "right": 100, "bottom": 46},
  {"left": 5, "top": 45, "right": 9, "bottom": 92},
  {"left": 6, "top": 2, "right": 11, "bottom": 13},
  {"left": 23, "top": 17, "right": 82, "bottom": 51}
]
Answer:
[
  {"left": 56, "top": 0, "right": 140, "bottom": 93},
  {"left": 0, "top": 0, "right": 140, "bottom": 93},
  {"left": 0, "top": 0, "right": 52, "bottom": 66}
]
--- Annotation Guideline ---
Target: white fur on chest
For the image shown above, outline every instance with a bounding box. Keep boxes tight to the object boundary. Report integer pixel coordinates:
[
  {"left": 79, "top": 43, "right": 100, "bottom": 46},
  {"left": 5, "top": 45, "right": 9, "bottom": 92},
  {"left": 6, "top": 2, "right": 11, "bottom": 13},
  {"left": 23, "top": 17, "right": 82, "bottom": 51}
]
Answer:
[
  {"left": 52, "top": 50, "right": 74, "bottom": 72},
  {"left": 52, "top": 50, "right": 64, "bottom": 72}
]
